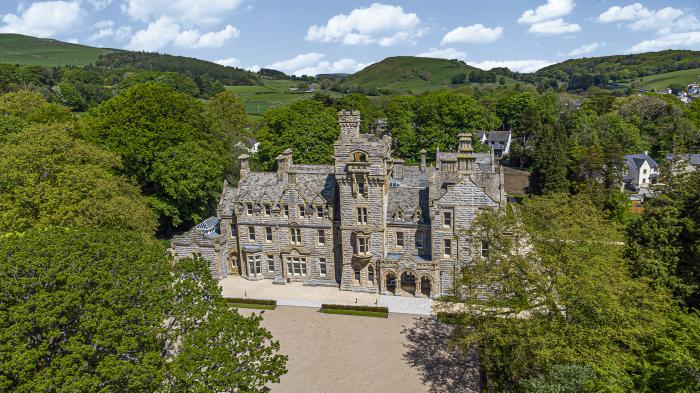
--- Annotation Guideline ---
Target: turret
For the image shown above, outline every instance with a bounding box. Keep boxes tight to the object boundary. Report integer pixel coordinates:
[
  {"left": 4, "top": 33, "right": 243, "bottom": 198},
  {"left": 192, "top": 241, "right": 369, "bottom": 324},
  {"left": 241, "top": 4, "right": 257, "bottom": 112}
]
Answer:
[{"left": 338, "top": 110, "right": 360, "bottom": 139}]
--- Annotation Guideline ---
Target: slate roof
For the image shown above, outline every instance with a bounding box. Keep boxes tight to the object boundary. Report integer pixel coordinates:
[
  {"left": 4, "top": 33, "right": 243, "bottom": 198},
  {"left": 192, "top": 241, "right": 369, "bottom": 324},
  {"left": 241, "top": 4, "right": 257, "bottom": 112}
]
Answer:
[
  {"left": 387, "top": 186, "right": 429, "bottom": 222},
  {"left": 235, "top": 164, "right": 335, "bottom": 204},
  {"left": 486, "top": 130, "right": 511, "bottom": 143},
  {"left": 666, "top": 153, "right": 700, "bottom": 166},
  {"left": 438, "top": 178, "right": 498, "bottom": 206},
  {"left": 625, "top": 153, "right": 659, "bottom": 169}
]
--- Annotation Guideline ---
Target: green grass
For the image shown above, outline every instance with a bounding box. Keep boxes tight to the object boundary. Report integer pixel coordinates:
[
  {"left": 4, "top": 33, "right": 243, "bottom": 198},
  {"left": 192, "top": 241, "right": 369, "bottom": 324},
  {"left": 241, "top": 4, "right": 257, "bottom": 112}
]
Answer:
[
  {"left": 638, "top": 68, "right": 700, "bottom": 91},
  {"left": 340, "top": 56, "right": 521, "bottom": 93},
  {"left": 228, "top": 303, "right": 277, "bottom": 310},
  {"left": 226, "top": 79, "right": 342, "bottom": 120},
  {"left": 0, "top": 33, "right": 116, "bottom": 66},
  {"left": 320, "top": 308, "right": 388, "bottom": 318}
]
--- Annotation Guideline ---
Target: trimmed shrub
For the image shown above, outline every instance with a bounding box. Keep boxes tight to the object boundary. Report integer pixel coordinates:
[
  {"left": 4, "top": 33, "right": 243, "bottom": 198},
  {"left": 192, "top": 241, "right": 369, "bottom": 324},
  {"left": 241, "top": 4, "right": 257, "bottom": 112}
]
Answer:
[
  {"left": 321, "top": 304, "right": 388, "bottom": 313},
  {"left": 223, "top": 298, "right": 276, "bottom": 305}
]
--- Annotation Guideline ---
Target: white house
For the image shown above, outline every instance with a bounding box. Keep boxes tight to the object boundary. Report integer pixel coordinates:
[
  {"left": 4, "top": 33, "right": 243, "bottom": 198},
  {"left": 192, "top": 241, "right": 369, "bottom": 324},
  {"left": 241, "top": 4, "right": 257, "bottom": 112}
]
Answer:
[
  {"left": 623, "top": 152, "right": 659, "bottom": 189},
  {"left": 476, "top": 130, "right": 512, "bottom": 157},
  {"left": 688, "top": 83, "right": 700, "bottom": 95}
]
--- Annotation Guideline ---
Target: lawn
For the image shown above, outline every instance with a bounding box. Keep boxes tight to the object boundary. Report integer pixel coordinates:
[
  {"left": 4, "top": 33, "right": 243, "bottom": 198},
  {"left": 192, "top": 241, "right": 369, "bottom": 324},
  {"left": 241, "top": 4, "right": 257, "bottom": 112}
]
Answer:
[
  {"left": 638, "top": 68, "right": 700, "bottom": 91},
  {"left": 229, "top": 302, "right": 277, "bottom": 310}
]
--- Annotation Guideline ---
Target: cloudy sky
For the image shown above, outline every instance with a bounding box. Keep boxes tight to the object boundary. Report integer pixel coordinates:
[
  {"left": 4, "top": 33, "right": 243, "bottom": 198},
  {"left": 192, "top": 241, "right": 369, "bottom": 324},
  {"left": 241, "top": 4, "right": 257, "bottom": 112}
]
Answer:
[{"left": 1, "top": 0, "right": 700, "bottom": 75}]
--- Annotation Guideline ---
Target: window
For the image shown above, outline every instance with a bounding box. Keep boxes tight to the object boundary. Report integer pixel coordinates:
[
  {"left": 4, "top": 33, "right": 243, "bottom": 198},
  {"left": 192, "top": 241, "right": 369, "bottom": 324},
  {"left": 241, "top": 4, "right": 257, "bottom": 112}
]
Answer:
[
  {"left": 299, "top": 204, "right": 305, "bottom": 218},
  {"left": 357, "top": 180, "right": 367, "bottom": 197},
  {"left": 354, "top": 267, "right": 361, "bottom": 282},
  {"left": 265, "top": 226, "right": 273, "bottom": 242},
  {"left": 481, "top": 241, "right": 489, "bottom": 257},
  {"left": 352, "top": 151, "right": 367, "bottom": 162},
  {"left": 316, "top": 206, "right": 324, "bottom": 219},
  {"left": 415, "top": 232, "right": 424, "bottom": 249},
  {"left": 444, "top": 239, "right": 452, "bottom": 258},
  {"left": 357, "top": 236, "right": 369, "bottom": 255},
  {"left": 263, "top": 203, "right": 271, "bottom": 216},
  {"left": 318, "top": 229, "right": 325, "bottom": 246},
  {"left": 357, "top": 207, "right": 368, "bottom": 225},
  {"left": 368, "top": 265, "right": 375, "bottom": 285},
  {"left": 267, "top": 255, "right": 275, "bottom": 272},
  {"left": 319, "top": 258, "right": 327, "bottom": 276},
  {"left": 246, "top": 255, "right": 261, "bottom": 276},
  {"left": 643, "top": 169, "right": 648, "bottom": 174},
  {"left": 396, "top": 232, "right": 404, "bottom": 247},
  {"left": 443, "top": 211, "right": 452, "bottom": 228},
  {"left": 246, "top": 202, "right": 253, "bottom": 216},
  {"left": 396, "top": 210, "right": 403, "bottom": 221},
  {"left": 290, "top": 227, "right": 302, "bottom": 244},
  {"left": 248, "top": 226, "right": 255, "bottom": 241},
  {"left": 282, "top": 204, "right": 289, "bottom": 218},
  {"left": 286, "top": 257, "right": 307, "bottom": 276}
]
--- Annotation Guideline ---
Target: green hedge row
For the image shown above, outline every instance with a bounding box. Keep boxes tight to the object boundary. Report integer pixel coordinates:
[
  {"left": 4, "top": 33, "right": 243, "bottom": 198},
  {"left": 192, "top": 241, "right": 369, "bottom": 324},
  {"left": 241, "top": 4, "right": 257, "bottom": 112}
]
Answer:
[
  {"left": 224, "top": 297, "right": 277, "bottom": 305},
  {"left": 321, "top": 304, "right": 389, "bottom": 313}
]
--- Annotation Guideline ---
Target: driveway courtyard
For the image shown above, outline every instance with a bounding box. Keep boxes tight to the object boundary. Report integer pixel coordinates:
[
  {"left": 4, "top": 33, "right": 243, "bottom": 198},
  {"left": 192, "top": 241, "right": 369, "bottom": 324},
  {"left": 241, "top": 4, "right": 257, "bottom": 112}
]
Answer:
[{"left": 239, "top": 306, "right": 481, "bottom": 393}]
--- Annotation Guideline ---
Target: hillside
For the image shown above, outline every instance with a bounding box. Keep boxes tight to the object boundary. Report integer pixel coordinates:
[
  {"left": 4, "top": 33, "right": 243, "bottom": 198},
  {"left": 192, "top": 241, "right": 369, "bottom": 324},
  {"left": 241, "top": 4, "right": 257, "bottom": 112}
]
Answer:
[
  {"left": 531, "top": 49, "right": 700, "bottom": 90},
  {"left": 637, "top": 67, "right": 700, "bottom": 91},
  {"left": 341, "top": 56, "right": 495, "bottom": 93},
  {"left": 0, "top": 33, "right": 116, "bottom": 66}
]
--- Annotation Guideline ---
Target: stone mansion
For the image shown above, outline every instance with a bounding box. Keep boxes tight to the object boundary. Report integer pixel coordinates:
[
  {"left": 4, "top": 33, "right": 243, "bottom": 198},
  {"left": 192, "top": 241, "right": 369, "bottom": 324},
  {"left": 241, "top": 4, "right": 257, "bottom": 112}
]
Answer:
[{"left": 172, "top": 110, "right": 505, "bottom": 298}]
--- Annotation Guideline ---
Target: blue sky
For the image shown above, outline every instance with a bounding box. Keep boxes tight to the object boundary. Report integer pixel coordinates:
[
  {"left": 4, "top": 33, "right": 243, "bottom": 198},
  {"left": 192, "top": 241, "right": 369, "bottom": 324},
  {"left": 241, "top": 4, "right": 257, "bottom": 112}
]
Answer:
[{"left": 1, "top": 1, "right": 700, "bottom": 74}]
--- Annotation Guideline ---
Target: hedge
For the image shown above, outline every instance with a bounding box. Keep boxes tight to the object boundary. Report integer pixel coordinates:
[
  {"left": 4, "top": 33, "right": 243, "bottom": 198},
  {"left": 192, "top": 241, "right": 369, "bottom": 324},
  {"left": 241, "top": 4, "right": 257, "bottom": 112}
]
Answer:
[
  {"left": 224, "top": 297, "right": 276, "bottom": 305},
  {"left": 321, "top": 304, "right": 389, "bottom": 313}
]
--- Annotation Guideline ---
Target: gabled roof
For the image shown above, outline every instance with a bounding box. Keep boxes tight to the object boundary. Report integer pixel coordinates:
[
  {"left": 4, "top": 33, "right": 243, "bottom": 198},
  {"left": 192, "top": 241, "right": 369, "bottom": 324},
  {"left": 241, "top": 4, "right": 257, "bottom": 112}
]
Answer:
[
  {"left": 486, "top": 130, "right": 511, "bottom": 143},
  {"left": 437, "top": 178, "right": 498, "bottom": 207},
  {"left": 624, "top": 152, "right": 659, "bottom": 169},
  {"left": 666, "top": 153, "right": 700, "bottom": 166}
]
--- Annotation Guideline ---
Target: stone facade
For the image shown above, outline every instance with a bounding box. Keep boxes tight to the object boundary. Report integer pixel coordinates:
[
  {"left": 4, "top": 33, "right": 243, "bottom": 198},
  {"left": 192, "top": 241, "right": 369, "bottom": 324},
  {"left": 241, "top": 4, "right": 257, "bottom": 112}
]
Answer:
[{"left": 172, "top": 110, "right": 505, "bottom": 298}]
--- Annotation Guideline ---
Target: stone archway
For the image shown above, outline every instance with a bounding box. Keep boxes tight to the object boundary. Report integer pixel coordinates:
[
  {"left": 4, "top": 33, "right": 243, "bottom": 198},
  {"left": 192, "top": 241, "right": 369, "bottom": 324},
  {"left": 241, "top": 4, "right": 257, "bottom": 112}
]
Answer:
[
  {"left": 400, "top": 271, "right": 416, "bottom": 296},
  {"left": 385, "top": 273, "right": 396, "bottom": 295},
  {"left": 420, "top": 276, "right": 431, "bottom": 297}
]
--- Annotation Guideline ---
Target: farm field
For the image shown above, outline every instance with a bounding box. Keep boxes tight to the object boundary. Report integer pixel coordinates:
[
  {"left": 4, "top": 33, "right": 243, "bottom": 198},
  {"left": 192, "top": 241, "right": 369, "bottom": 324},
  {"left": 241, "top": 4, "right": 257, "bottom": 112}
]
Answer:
[
  {"left": 638, "top": 67, "right": 700, "bottom": 91},
  {"left": 0, "top": 33, "right": 116, "bottom": 66}
]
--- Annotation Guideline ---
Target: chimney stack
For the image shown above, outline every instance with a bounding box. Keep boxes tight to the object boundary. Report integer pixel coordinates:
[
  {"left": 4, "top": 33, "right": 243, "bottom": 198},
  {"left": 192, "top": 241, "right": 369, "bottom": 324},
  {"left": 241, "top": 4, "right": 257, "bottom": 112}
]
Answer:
[
  {"left": 420, "top": 149, "right": 427, "bottom": 171},
  {"left": 238, "top": 154, "right": 250, "bottom": 180},
  {"left": 393, "top": 159, "right": 405, "bottom": 179}
]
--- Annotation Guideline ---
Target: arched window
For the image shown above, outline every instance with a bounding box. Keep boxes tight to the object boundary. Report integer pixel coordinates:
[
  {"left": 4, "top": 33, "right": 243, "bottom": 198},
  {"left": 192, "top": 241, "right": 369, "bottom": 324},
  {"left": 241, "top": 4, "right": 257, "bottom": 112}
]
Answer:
[
  {"left": 352, "top": 151, "right": 368, "bottom": 162},
  {"left": 354, "top": 267, "right": 361, "bottom": 283},
  {"left": 368, "top": 265, "right": 375, "bottom": 285}
]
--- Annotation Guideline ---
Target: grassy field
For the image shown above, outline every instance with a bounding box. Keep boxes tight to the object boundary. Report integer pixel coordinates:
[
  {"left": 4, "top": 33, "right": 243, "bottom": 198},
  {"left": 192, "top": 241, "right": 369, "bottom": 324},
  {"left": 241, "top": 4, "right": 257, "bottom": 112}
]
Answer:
[
  {"left": 340, "top": 56, "right": 521, "bottom": 93},
  {"left": 319, "top": 308, "right": 389, "bottom": 318},
  {"left": 228, "top": 302, "right": 277, "bottom": 310},
  {"left": 0, "top": 33, "right": 116, "bottom": 66},
  {"left": 638, "top": 68, "right": 700, "bottom": 91},
  {"left": 227, "top": 79, "right": 342, "bottom": 121}
]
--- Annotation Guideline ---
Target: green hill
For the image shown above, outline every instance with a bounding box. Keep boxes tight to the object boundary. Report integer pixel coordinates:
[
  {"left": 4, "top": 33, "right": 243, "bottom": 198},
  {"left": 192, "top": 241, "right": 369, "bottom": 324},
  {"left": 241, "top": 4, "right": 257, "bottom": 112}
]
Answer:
[
  {"left": 0, "top": 34, "right": 117, "bottom": 66},
  {"left": 637, "top": 67, "right": 700, "bottom": 91},
  {"left": 341, "top": 56, "right": 496, "bottom": 93}
]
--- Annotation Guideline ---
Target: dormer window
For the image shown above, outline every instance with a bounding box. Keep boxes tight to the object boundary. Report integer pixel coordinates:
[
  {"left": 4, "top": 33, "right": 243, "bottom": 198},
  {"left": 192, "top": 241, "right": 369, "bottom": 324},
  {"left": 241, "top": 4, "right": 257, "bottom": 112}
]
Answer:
[
  {"left": 246, "top": 203, "right": 253, "bottom": 216},
  {"left": 299, "top": 204, "right": 305, "bottom": 218},
  {"left": 263, "top": 203, "right": 271, "bottom": 216},
  {"left": 396, "top": 210, "right": 403, "bottom": 221},
  {"left": 316, "top": 206, "right": 324, "bottom": 219}
]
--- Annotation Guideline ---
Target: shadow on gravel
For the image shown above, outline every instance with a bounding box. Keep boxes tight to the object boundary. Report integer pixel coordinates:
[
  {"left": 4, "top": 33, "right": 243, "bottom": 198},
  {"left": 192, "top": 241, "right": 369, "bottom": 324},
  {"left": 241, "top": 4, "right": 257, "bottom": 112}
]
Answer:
[{"left": 402, "top": 317, "right": 482, "bottom": 393}]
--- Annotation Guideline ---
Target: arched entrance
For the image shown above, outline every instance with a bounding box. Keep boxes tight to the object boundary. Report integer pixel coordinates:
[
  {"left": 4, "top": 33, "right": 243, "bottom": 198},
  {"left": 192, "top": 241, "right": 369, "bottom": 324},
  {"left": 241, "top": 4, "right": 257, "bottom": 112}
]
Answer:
[
  {"left": 420, "top": 276, "right": 431, "bottom": 297},
  {"left": 400, "top": 272, "right": 416, "bottom": 296},
  {"left": 386, "top": 273, "right": 396, "bottom": 294}
]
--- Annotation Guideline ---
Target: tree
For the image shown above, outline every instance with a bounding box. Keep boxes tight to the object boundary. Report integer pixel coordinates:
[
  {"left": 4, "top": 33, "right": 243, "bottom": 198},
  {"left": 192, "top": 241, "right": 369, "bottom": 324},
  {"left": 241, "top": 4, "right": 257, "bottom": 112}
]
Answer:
[
  {"left": 0, "top": 229, "right": 287, "bottom": 392},
  {"left": 81, "top": 83, "right": 232, "bottom": 231},
  {"left": 451, "top": 195, "right": 679, "bottom": 391},
  {"left": 384, "top": 95, "right": 418, "bottom": 161},
  {"left": 256, "top": 99, "right": 339, "bottom": 170},
  {"left": 52, "top": 81, "right": 86, "bottom": 110},
  {"left": 0, "top": 90, "right": 72, "bottom": 125},
  {"left": 530, "top": 124, "right": 569, "bottom": 194},
  {"left": 625, "top": 172, "right": 700, "bottom": 308},
  {"left": 0, "top": 124, "right": 157, "bottom": 236}
]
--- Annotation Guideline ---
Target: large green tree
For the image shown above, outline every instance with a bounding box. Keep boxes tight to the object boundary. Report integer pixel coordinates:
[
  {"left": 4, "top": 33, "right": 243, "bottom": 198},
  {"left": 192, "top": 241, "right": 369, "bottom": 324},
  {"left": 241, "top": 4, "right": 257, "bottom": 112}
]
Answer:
[
  {"left": 0, "top": 123, "right": 156, "bottom": 236},
  {"left": 81, "top": 83, "right": 232, "bottom": 231},
  {"left": 451, "top": 195, "right": 697, "bottom": 391},
  {"left": 256, "top": 99, "right": 339, "bottom": 170},
  {"left": 0, "top": 228, "right": 287, "bottom": 392}
]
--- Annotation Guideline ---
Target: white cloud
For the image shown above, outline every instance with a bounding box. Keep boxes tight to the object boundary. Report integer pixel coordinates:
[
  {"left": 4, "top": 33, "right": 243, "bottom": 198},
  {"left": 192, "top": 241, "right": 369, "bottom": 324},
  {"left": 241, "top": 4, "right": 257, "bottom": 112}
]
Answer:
[
  {"left": 306, "top": 3, "right": 423, "bottom": 46},
  {"left": 121, "top": 0, "right": 245, "bottom": 27},
  {"left": 598, "top": 3, "right": 700, "bottom": 34},
  {"left": 87, "top": 0, "right": 112, "bottom": 10},
  {"left": 0, "top": 1, "right": 82, "bottom": 37},
  {"left": 440, "top": 24, "right": 503, "bottom": 45},
  {"left": 265, "top": 53, "right": 369, "bottom": 76},
  {"left": 126, "top": 16, "right": 239, "bottom": 50},
  {"left": 88, "top": 20, "right": 114, "bottom": 41},
  {"left": 215, "top": 57, "right": 241, "bottom": 67},
  {"left": 567, "top": 42, "right": 603, "bottom": 56},
  {"left": 628, "top": 31, "right": 700, "bottom": 53},
  {"left": 467, "top": 59, "right": 554, "bottom": 73},
  {"left": 417, "top": 47, "right": 467, "bottom": 61},
  {"left": 115, "top": 26, "right": 132, "bottom": 41},
  {"left": 528, "top": 18, "right": 580, "bottom": 34},
  {"left": 246, "top": 65, "right": 261, "bottom": 72},
  {"left": 518, "top": 0, "right": 575, "bottom": 24}
]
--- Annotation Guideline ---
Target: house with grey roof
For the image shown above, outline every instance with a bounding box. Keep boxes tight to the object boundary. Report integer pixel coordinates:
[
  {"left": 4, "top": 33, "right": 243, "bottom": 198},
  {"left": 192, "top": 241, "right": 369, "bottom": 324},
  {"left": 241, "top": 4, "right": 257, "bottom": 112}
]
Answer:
[
  {"left": 172, "top": 110, "right": 505, "bottom": 298},
  {"left": 476, "top": 130, "right": 512, "bottom": 157},
  {"left": 623, "top": 151, "right": 659, "bottom": 190},
  {"left": 666, "top": 153, "right": 700, "bottom": 174}
]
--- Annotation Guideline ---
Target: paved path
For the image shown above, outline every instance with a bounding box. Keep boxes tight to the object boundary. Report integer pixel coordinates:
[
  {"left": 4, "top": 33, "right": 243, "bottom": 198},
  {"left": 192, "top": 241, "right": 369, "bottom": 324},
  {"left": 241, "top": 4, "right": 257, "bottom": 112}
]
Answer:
[
  {"left": 220, "top": 276, "right": 433, "bottom": 315},
  {"left": 238, "top": 306, "right": 480, "bottom": 393}
]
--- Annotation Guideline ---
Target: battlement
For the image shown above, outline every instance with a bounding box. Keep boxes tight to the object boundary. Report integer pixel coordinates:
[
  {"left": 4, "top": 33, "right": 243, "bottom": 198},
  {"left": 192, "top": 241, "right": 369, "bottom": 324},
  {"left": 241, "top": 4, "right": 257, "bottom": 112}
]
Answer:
[{"left": 338, "top": 110, "right": 361, "bottom": 138}]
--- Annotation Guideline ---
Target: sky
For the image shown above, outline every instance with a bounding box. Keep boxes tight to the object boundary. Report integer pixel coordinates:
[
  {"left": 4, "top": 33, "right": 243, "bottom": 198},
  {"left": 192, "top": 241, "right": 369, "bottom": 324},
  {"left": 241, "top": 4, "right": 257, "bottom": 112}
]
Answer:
[{"left": 1, "top": 0, "right": 700, "bottom": 75}]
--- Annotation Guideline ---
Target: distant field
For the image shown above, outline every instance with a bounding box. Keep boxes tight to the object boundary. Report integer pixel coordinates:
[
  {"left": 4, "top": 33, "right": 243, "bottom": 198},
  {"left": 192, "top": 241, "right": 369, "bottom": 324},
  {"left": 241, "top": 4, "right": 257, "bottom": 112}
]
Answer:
[
  {"left": 638, "top": 68, "right": 700, "bottom": 90},
  {"left": 227, "top": 79, "right": 341, "bottom": 120},
  {"left": 0, "top": 33, "right": 116, "bottom": 66}
]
